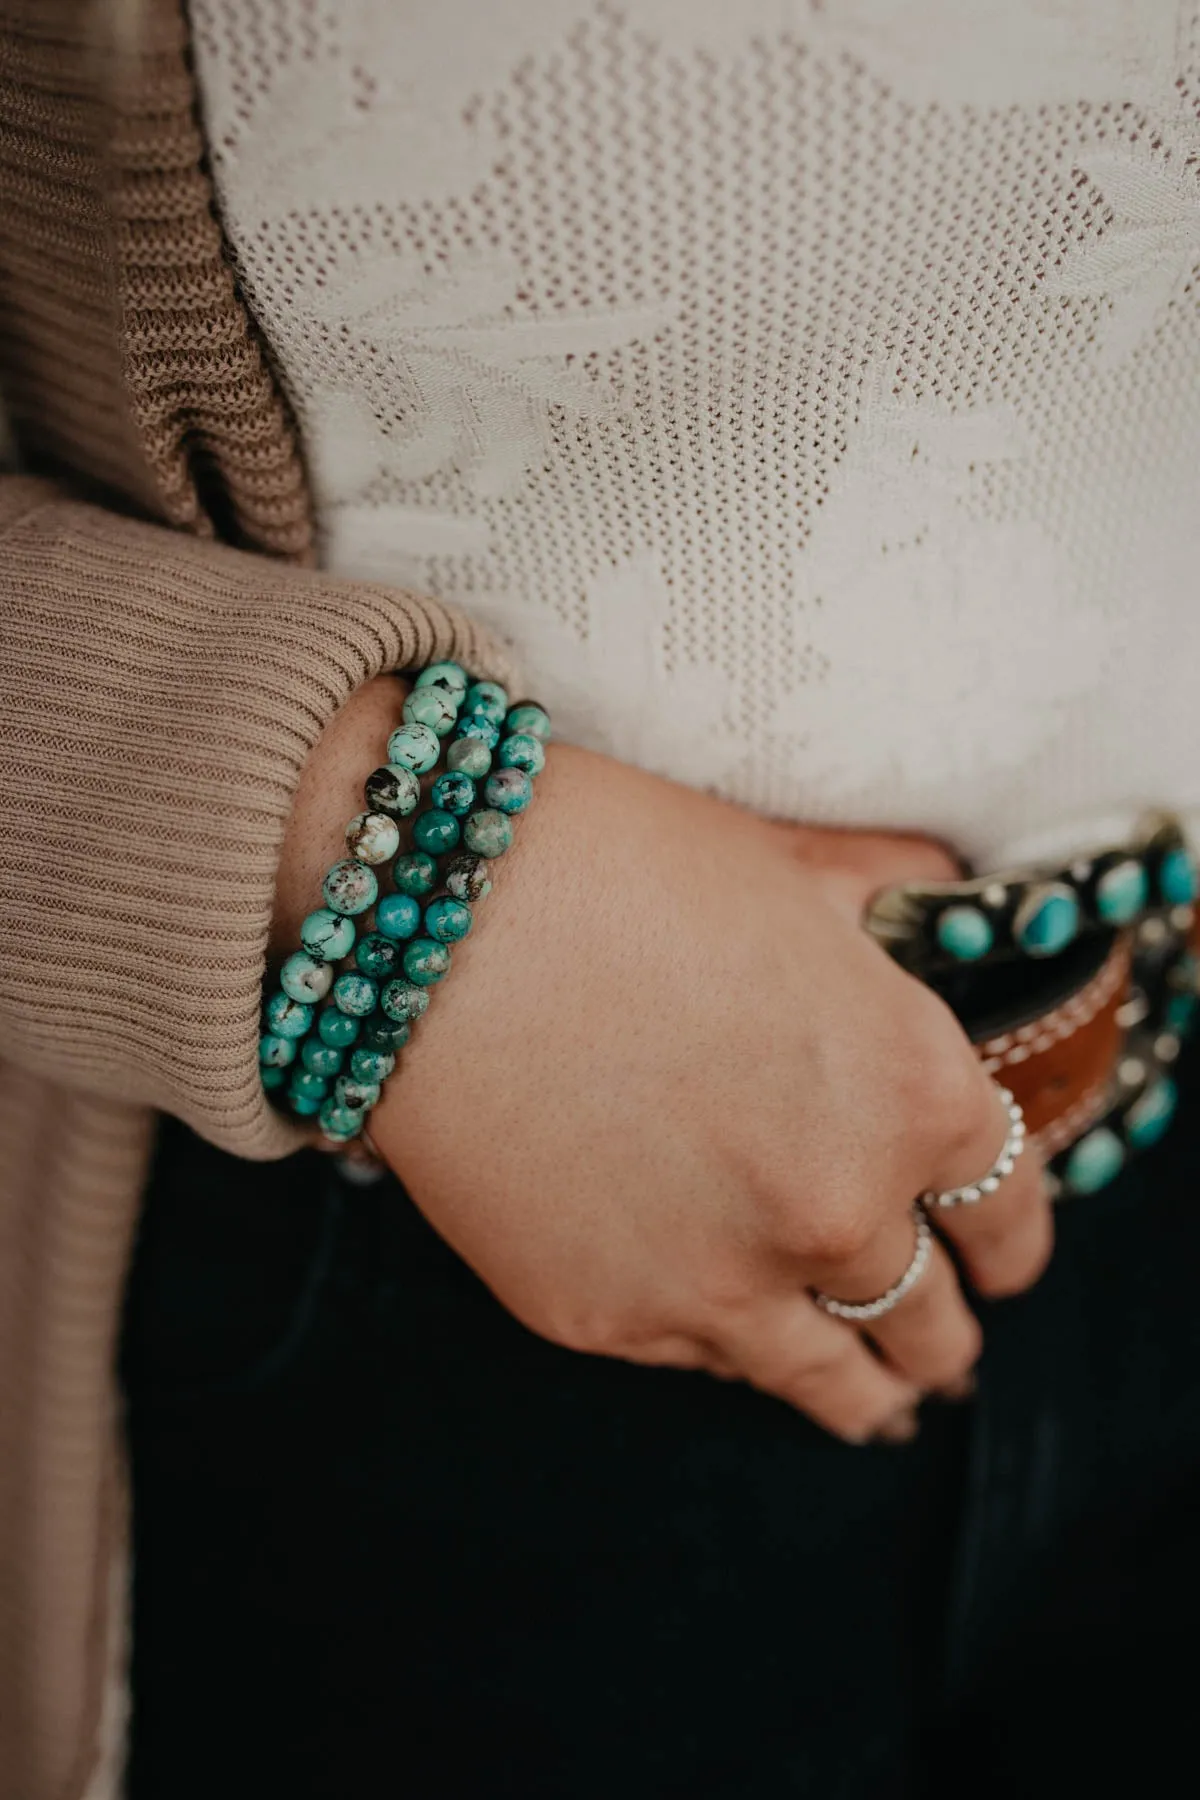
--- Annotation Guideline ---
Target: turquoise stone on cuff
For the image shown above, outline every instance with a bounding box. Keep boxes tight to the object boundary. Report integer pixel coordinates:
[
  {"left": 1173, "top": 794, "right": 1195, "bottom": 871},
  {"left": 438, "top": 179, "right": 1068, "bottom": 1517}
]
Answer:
[
  {"left": 403, "top": 938, "right": 451, "bottom": 985},
  {"left": 386, "top": 722, "right": 441, "bottom": 774},
  {"left": 1125, "top": 1076, "right": 1178, "bottom": 1150},
  {"left": 264, "top": 991, "right": 314, "bottom": 1039},
  {"left": 280, "top": 950, "right": 334, "bottom": 1005},
  {"left": 259, "top": 1032, "right": 297, "bottom": 1069},
  {"left": 403, "top": 684, "right": 459, "bottom": 737},
  {"left": 463, "top": 809, "right": 514, "bottom": 859},
  {"left": 444, "top": 853, "right": 493, "bottom": 902},
  {"left": 355, "top": 933, "right": 402, "bottom": 979},
  {"left": 334, "top": 1074, "right": 381, "bottom": 1110},
  {"left": 360, "top": 1012, "right": 411, "bottom": 1050},
  {"left": 425, "top": 896, "right": 473, "bottom": 943},
  {"left": 1095, "top": 859, "right": 1148, "bottom": 925},
  {"left": 392, "top": 851, "right": 438, "bottom": 897},
  {"left": 485, "top": 767, "right": 533, "bottom": 814},
  {"left": 446, "top": 737, "right": 492, "bottom": 779},
  {"left": 456, "top": 716, "right": 500, "bottom": 749},
  {"left": 936, "top": 904, "right": 994, "bottom": 962},
  {"left": 505, "top": 703, "right": 551, "bottom": 744},
  {"left": 318, "top": 1008, "right": 360, "bottom": 1049},
  {"left": 323, "top": 858, "right": 378, "bottom": 916},
  {"left": 463, "top": 681, "right": 509, "bottom": 727},
  {"left": 415, "top": 660, "right": 469, "bottom": 699},
  {"left": 1159, "top": 846, "right": 1198, "bottom": 906},
  {"left": 381, "top": 979, "right": 430, "bottom": 1023},
  {"left": 1063, "top": 1126, "right": 1125, "bottom": 1194},
  {"left": 289, "top": 1068, "right": 329, "bottom": 1107},
  {"left": 300, "top": 908, "right": 356, "bottom": 962},
  {"left": 333, "top": 971, "right": 379, "bottom": 1017},
  {"left": 345, "top": 810, "right": 401, "bottom": 866},
  {"left": 412, "top": 808, "right": 461, "bottom": 855},
  {"left": 376, "top": 893, "right": 422, "bottom": 939},
  {"left": 350, "top": 1048, "right": 395, "bottom": 1084},
  {"left": 1014, "top": 884, "right": 1080, "bottom": 958},
  {"left": 431, "top": 771, "right": 477, "bottom": 816},
  {"left": 302, "top": 1038, "right": 344, "bottom": 1078},
  {"left": 497, "top": 732, "right": 546, "bottom": 777},
  {"left": 319, "top": 1098, "right": 363, "bottom": 1140},
  {"left": 364, "top": 764, "right": 421, "bottom": 818},
  {"left": 261, "top": 1064, "right": 286, "bottom": 1092}
]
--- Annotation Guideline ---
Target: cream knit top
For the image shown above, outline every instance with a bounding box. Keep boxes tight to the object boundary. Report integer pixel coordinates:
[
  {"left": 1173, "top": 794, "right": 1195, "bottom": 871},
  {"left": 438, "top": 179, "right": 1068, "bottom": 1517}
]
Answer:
[{"left": 192, "top": 0, "right": 1200, "bottom": 867}]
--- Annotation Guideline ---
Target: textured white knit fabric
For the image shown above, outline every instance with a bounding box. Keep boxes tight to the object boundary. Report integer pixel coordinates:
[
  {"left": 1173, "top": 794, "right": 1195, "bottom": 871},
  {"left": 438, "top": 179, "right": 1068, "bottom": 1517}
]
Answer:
[{"left": 191, "top": 0, "right": 1200, "bottom": 866}]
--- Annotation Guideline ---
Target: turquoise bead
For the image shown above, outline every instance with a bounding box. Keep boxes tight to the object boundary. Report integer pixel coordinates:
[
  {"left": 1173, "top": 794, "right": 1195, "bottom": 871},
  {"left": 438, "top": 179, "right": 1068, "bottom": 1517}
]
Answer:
[
  {"left": 444, "top": 853, "right": 493, "bottom": 902},
  {"left": 289, "top": 1068, "right": 329, "bottom": 1107},
  {"left": 456, "top": 716, "right": 500, "bottom": 749},
  {"left": 302, "top": 1038, "right": 344, "bottom": 1078},
  {"left": 260, "top": 1064, "right": 286, "bottom": 1092},
  {"left": 300, "top": 908, "right": 356, "bottom": 962},
  {"left": 264, "top": 991, "right": 313, "bottom": 1039},
  {"left": 392, "top": 851, "right": 438, "bottom": 897},
  {"left": 259, "top": 1031, "right": 297, "bottom": 1069},
  {"left": 485, "top": 767, "right": 533, "bottom": 814},
  {"left": 1014, "top": 885, "right": 1079, "bottom": 958},
  {"left": 350, "top": 1047, "right": 395, "bottom": 1084},
  {"left": 1167, "top": 991, "right": 1198, "bottom": 1035},
  {"left": 333, "top": 971, "right": 378, "bottom": 1017},
  {"left": 364, "top": 764, "right": 421, "bottom": 818},
  {"left": 415, "top": 660, "right": 469, "bottom": 699},
  {"left": 1159, "top": 846, "right": 1198, "bottom": 906},
  {"left": 403, "top": 938, "right": 451, "bottom": 986},
  {"left": 425, "top": 896, "right": 473, "bottom": 943},
  {"left": 381, "top": 979, "right": 431, "bottom": 1023},
  {"left": 290, "top": 1092, "right": 322, "bottom": 1118},
  {"left": 1063, "top": 1126, "right": 1126, "bottom": 1194},
  {"left": 412, "top": 808, "right": 461, "bottom": 855},
  {"left": 403, "top": 685, "right": 458, "bottom": 738},
  {"left": 318, "top": 1008, "right": 360, "bottom": 1048},
  {"left": 446, "top": 737, "right": 492, "bottom": 779},
  {"left": 386, "top": 722, "right": 440, "bottom": 774},
  {"left": 335, "top": 1074, "right": 381, "bottom": 1111},
  {"left": 497, "top": 731, "right": 546, "bottom": 777},
  {"left": 463, "top": 809, "right": 514, "bottom": 859},
  {"left": 360, "top": 1012, "right": 411, "bottom": 1050},
  {"left": 323, "top": 858, "right": 378, "bottom": 916},
  {"left": 280, "top": 949, "right": 334, "bottom": 1005},
  {"left": 318, "top": 1098, "right": 363, "bottom": 1140},
  {"left": 431, "top": 770, "right": 477, "bottom": 816},
  {"left": 376, "top": 893, "right": 422, "bottom": 939},
  {"left": 1095, "top": 859, "right": 1148, "bottom": 925},
  {"left": 935, "top": 904, "right": 993, "bottom": 962},
  {"left": 345, "top": 810, "right": 401, "bottom": 866},
  {"left": 355, "top": 933, "right": 402, "bottom": 979},
  {"left": 463, "top": 681, "right": 509, "bottom": 727},
  {"left": 1125, "top": 1076, "right": 1178, "bottom": 1150},
  {"left": 505, "top": 703, "right": 551, "bottom": 744}
]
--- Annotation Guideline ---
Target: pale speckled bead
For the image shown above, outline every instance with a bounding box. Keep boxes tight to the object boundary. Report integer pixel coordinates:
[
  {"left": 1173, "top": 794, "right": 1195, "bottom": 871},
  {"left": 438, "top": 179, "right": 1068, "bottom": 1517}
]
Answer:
[
  {"left": 300, "top": 908, "right": 356, "bottom": 962},
  {"left": 403, "top": 938, "right": 451, "bottom": 985},
  {"left": 456, "top": 716, "right": 500, "bottom": 749},
  {"left": 413, "top": 808, "right": 460, "bottom": 856},
  {"left": 345, "top": 810, "right": 401, "bottom": 866},
  {"left": 392, "top": 851, "right": 439, "bottom": 897},
  {"left": 386, "top": 722, "right": 440, "bottom": 774},
  {"left": 261, "top": 1064, "right": 286, "bottom": 1092},
  {"left": 318, "top": 1009, "right": 360, "bottom": 1048},
  {"left": 323, "top": 858, "right": 378, "bottom": 916},
  {"left": 319, "top": 1098, "right": 363, "bottom": 1140},
  {"left": 505, "top": 703, "right": 552, "bottom": 744},
  {"left": 415, "top": 660, "right": 469, "bottom": 699},
  {"left": 355, "top": 933, "right": 402, "bottom": 980},
  {"left": 333, "top": 971, "right": 379, "bottom": 1017},
  {"left": 446, "top": 736, "right": 492, "bottom": 779},
  {"left": 364, "top": 764, "right": 421, "bottom": 818},
  {"left": 289, "top": 1068, "right": 329, "bottom": 1107},
  {"left": 444, "top": 853, "right": 493, "bottom": 902},
  {"left": 302, "top": 1038, "right": 344, "bottom": 1078},
  {"left": 431, "top": 770, "right": 477, "bottom": 816},
  {"left": 360, "top": 1013, "right": 411, "bottom": 1050},
  {"left": 350, "top": 1047, "right": 395, "bottom": 1085},
  {"left": 259, "top": 1032, "right": 297, "bottom": 1069},
  {"left": 464, "top": 809, "right": 514, "bottom": 859},
  {"left": 376, "top": 893, "right": 422, "bottom": 940},
  {"left": 463, "top": 681, "right": 509, "bottom": 728},
  {"left": 425, "top": 896, "right": 473, "bottom": 943},
  {"left": 381, "top": 979, "right": 431, "bottom": 1023},
  {"left": 264, "top": 991, "right": 313, "bottom": 1039},
  {"left": 497, "top": 732, "right": 545, "bottom": 777},
  {"left": 335, "top": 1074, "right": 382, "bottom": 1111},
  {"left": 484, "top": 767, "right": 533, "bottom": 815},
  {"left": 403, "top": 684, "right": 458, "bottom": 738},
  {"left": 280, "top": 950, "right": 334, "bottom": 1005}
]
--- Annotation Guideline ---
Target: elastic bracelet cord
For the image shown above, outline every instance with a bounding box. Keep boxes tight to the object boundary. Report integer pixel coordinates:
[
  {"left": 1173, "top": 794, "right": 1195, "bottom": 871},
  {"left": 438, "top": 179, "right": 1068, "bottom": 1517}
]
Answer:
[{"left": 259, "top": 664, "right": 551, "bottom": 1147}]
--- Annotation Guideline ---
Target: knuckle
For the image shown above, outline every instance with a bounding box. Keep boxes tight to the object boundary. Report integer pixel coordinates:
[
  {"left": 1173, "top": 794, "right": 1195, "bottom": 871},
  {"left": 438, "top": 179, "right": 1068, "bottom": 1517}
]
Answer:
[{"left": 803, "top": 1197, "right": 877, "bottom": 1269}]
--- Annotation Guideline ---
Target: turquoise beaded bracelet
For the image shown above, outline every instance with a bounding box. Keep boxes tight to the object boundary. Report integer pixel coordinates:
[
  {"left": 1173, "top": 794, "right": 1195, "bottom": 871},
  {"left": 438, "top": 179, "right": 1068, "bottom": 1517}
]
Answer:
[{"left": 259, "top": 665, "right": 551, "bottom": 1148}]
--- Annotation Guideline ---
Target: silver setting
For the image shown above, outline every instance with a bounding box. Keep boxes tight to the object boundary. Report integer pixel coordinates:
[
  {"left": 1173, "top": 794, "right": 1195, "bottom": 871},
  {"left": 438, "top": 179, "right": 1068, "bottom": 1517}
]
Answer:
[
  {"left": 813, "top": 1208, "right": 933, "bottom": 1324},
  {"left": 922, "top": 1087, "right": 1027, "bottom": 1210}
]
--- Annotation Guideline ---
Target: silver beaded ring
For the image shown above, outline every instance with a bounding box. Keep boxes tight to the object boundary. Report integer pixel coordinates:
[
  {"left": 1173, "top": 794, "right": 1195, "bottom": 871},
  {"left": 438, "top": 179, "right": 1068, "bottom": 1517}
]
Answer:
[
  {"left": 813, "top": 1207, "right": 933, "bottom": 1324},
  {"left": 921, "top": 1086, "right": 1026, "bottom": 1211}
]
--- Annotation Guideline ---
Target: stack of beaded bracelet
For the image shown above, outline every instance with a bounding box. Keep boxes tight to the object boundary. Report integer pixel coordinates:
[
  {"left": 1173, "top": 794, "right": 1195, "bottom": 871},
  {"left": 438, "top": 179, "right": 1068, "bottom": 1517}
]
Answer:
[{"left": 260, "top": 663, "right": 551, "bottom": 1147}]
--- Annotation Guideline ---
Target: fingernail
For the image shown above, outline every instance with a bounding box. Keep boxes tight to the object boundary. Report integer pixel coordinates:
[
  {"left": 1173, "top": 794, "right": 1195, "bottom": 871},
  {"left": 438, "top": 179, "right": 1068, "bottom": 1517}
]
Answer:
[
  {"left": 874, "top": 1408, "right": 920, "bottom": 1444},
  {"left": 938, "top": 1371, "right": 978, "bottom": 1403}
]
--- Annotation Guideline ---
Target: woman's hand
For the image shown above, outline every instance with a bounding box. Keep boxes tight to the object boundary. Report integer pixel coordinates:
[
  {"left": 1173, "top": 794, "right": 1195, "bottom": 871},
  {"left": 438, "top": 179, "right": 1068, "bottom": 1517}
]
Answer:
[{"left": 355, "top": 740, "right": 1053, "bottom": 1443}]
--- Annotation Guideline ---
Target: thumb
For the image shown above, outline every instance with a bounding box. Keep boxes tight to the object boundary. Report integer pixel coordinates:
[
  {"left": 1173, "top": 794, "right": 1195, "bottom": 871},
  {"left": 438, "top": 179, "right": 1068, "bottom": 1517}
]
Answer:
[{"left": 780, "top": 823, "right": 965, "bottom": 925}]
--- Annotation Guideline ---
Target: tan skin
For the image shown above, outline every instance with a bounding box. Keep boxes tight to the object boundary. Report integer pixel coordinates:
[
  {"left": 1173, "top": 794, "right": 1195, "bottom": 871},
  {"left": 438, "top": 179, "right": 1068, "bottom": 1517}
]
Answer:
[{"left": 274, "top": 676, "right": 1052, "bottom": 1444}]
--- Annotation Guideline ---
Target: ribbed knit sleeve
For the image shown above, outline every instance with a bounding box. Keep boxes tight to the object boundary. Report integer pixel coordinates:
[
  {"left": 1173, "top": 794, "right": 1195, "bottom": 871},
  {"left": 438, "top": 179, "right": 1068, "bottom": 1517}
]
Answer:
[{"left": 0, "top": 477, "right": 515, "bottom": 1159}]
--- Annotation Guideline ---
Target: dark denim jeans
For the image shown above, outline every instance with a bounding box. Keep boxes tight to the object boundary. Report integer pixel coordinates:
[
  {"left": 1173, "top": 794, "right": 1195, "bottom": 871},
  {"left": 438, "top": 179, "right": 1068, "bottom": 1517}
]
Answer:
[{"left": 122, "top": 1047, "right": 1200, "bottom": 1798}]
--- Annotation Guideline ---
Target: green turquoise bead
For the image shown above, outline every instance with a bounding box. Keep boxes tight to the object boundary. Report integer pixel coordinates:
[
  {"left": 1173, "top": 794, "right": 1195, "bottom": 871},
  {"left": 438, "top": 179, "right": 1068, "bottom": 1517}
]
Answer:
[
  {"left": 936, "top": 905, "right": 993, "bottom": 962},
  {"left": 1168, "top": 991, "right": 1199, "bottom": 1035},
  {"left": 403, "top": 938, "right": 451, "bottom": 986},
  {"left": 425, "top": 896, "right": 473, "bottom": 943},
  {"left": 364, "top": 764, "right": 421, "bottom": 819},
  {"left": 290, "top": 1092, "right": 322, "bottom": 1118},
  {"left": 381, "top": 979, "right": 430, "bottom": 1023},
  {"left": 323, "top": 858, "right": 378, "bottom": 916},
  {"left": 412, "top": 808, "right": 461, "bottom": 855},
  {"left": 302, "top": 1038, "right": 344, "bottom": 1078},
  {"left": 431, "top": 771, "right": 477, "bottom": 816},
  {"left": 505, "top": 703, "right": 551, "bottom": 744},
  {"left": 350, "top": 1048, "right": 395, "bottom": 1084},
  {"left": 463, "top": 809, "right": 513, "bottom": 859},
  {"left": 264, "top": 991, "right": 313, "bottom": 1039},
  {"left": 446, "top": 737, "right": 492, "bottom": 779},
  {"left": 261, "top": 1064, "right": 286, "bottom": 1092},
  {"left": 1125, "top": 1076, "right": 1178, "bottom": 1150},
  {"left": 355, "top": 933, "right": 402, "bottom": 979},
  {"left": 335, "top": 1074, "right": 381, "bottom": 1111},
  {"left": 289, "top": 1068, "right": 329, "bottom": 1107},
  {"left": 403, "top": 685, "right": 458, "bottom": 737},
  {"left": 1064, "top": 1126, "right": 1126, "bottom": 1194},
  {"left": 1095, "top": 859, "right": 1148, "bottom": 925},
  {"left": 392, "top": 851, "right": 438, "bottom": 897},
  {"left": 415, "top": 660, "right": 469, "bottom": 699},
  {"left": 456, "top": 716, "right": 500, "bottom": 749},
  {"left": 1015, "top": 885, "right": 1079, "bottom": 957},
  {"left": 345, "top": 810, "right": 401, "bottom": 866},
  {"left": 1159, "top": 846, "right": 1198, "bottom": 906},
  {"left": 463, "top": 681, "right": 509, "bottom": 727},
  {"left": 386, "top": 722, "right": 440, "bottom": 774},
  {"left": 318, "top": 1098, "right": 363, "bottom": 1140},
  {"left": 376, "top": 893, "right": 422, "bottom": 939},
  {"left": 280, "top": 949, "right": 334, "bottom": 1005},
  {"left": 485, "top": 767, "right": 532, "bottom": 814},
  {"left": 300, "top": 908, "right": 356, "bottom": 962},
  {"left": 333, "top": 971, "right": 378, "bottom": 1017},
  {"left": 259, "top": 1032, "right": 297, "bottom": 1069},
  {"left": 360, "top": 1012, "right": 411, "bottom": 1050},
  {"left": 497, "top": 732, "right": 545, "bottom": 777},
  {"left": 444, "top": 853, "right": 493, "bottom": 902},
  {"left": 318, "top": 1009, "right": 360, "bottom": 1048}
]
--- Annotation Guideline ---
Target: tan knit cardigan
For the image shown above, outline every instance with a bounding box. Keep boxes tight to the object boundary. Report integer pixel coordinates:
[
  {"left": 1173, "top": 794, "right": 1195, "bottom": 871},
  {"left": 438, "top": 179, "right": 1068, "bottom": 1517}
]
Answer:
[{"left": 0, "top": 6, "right": 511, "bottom": 1796}]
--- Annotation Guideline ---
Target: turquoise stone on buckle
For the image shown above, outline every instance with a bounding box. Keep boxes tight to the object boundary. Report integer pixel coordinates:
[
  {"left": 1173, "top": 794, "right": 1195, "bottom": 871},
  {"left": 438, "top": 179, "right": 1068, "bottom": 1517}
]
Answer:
[{"left": 1013, "top": 883, "right": 1080, "bottom": 958}]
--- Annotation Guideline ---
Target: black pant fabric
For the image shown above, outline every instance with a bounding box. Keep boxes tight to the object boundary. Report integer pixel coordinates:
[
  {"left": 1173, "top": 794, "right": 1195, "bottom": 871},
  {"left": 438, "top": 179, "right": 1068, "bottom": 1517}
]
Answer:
[{"left": 121, "top": 1048, "right": 1200, "bottom": 1798}]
